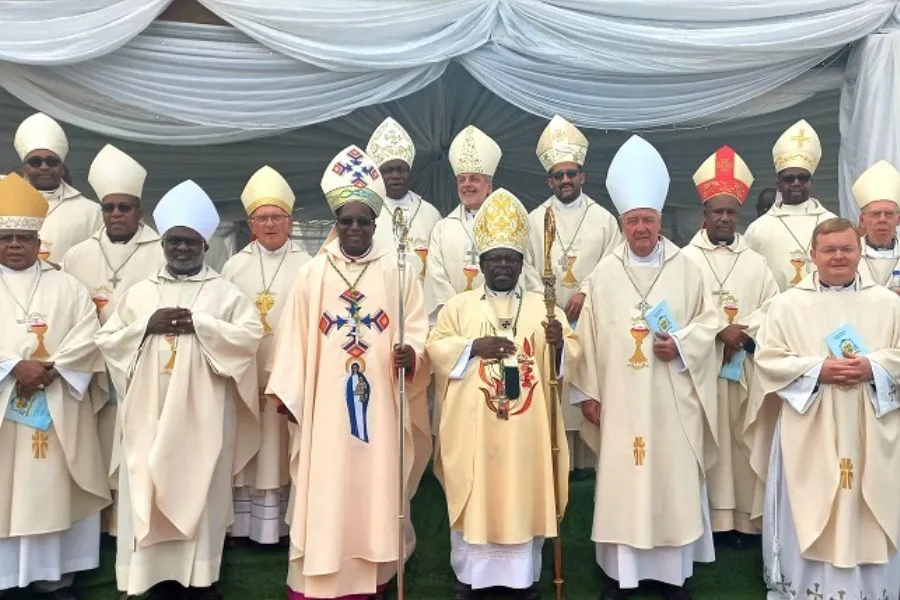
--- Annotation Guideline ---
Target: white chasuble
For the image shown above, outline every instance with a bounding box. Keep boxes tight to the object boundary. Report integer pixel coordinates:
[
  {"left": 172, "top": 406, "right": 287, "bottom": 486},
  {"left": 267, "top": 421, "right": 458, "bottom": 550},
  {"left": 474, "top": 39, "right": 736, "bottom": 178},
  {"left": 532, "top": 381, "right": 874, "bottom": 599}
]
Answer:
[
  {"left": 266, "top": 238, "right": 431, "bottom": 599},
  {"left": 61, "top": 224, "right": 165, "bottom": 535},
  {"left": 569, "top": 238, "right": 720, "bottom": 588},
  {"left": 747, "top": 275, "right": 900, "bottom": 599},
  {"left": 743, "top": 198, "right": 837, "bottom": 291},
  {"left": 857, "top": 236, "right": 900, "bottom": 289},
  {"left": 526, "top": 194, "right": 622, "bottom": 469},
  {"left": 681, "top": 230, "right": 778, "bottom": 534},
  {"left": 373, "top": 191, "right": 440, "bottom": 283},
  {"left": 37, "top": 182, "right": 104, "bottom": 265},
  {"left": 95, "top": 266, "right": 262, "bottom": 595},
  {"left": 0, "top": 263, "right": 109, "bottom": 589},
  {"left": 221, "top": 240, "right": 310, "bottom": 544},
  {"left": 427, "top": 286, "right": 577, "bottom": 590}
]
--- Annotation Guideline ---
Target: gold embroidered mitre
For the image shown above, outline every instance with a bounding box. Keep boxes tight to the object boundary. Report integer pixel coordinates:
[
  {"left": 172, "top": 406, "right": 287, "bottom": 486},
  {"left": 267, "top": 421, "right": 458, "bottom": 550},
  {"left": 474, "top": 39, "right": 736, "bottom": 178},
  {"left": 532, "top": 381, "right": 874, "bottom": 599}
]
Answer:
[
  {"left": 0, "top": 173, "right": 49, "bottom": 231},
  {"left": 536, "top": 115, "right": 589, "bottom": 172},
  {"left": 473, "top": 188, "right": 529, "bottom": 255},
  {"left": 14, "top": 112, "right": 69, "bottom": 161},
  {"left": 449, "top": 125, "right": 501, "bottom": 177},
  {"left": 772, "top": 119, "right": 821, "bottom": 174},
  {"left": 365, "top": 117, "right": 415, "bottom": 168},
  {"left": 321, "top": 145, "right": 385, "bottom": 215},
  {"left": 692, "top": 145, "right": 754, "bottom": 204},
  {"left": 89, "top": 144, "right": 147, "bottom": 201},
  {"left": 852, "top": 160, "right": 900, "bottom": 210},
  {"left": 241, "top": 165, "right": 295, "bottom": 216}
]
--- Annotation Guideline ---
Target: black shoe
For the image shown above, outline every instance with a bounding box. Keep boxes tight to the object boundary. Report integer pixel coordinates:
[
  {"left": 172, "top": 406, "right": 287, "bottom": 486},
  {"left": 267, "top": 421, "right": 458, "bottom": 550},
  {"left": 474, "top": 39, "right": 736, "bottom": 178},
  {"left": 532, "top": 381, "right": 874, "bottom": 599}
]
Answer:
[
  {"left": 660, "top": 583, "right": 691, "bottom": 600},
  {"left": 148, "top": 581, "right": 187, "bottom": 600},
  {"left": 186, "top": 585, "right": 223, "bottom": 600},
  {"left": 517, "top": 584, "right": 541, "bottom": 600},
  {"left": 34, "top": 587, "right": 79, "bottom": 600},
  {"left": 599, "top": 584, "right": 635, "bottom": 600},
  {"left": 453, "top": 580, "right": 474, "bottom": 600}
]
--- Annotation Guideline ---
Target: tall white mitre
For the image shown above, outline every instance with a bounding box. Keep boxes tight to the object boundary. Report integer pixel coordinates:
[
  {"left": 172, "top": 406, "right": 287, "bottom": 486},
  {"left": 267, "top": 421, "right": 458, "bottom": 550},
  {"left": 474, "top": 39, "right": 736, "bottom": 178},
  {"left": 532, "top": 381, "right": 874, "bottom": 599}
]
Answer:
[
  {"left": 241, "top": 165, "right": 295, "bottom": 216},
  {"left": 535, "top": 115, "right": 589, "bottom": 172},
  {"left": 605, "top": 135, "right": 670, "bottom": 215},
  {"left": 14, "top": 112, "right": 69, "bottom": 161},
  {"left": 152, "top": 180, "right": 220, "bottom": 242},
  {"left": 852, "top": 160, "right": 900, "bottom": 210},
  {"left": 448, "top": 125, "right": 502, "bottom": 177},
  {"left": 88, "top": 144, "right": 147, "bottom": 201},
  {"left": 772, "top": 119, "right": 822, "bottom": 175},
  {"left": 365, "top": 117, "right": 415, "bottom": 168}
]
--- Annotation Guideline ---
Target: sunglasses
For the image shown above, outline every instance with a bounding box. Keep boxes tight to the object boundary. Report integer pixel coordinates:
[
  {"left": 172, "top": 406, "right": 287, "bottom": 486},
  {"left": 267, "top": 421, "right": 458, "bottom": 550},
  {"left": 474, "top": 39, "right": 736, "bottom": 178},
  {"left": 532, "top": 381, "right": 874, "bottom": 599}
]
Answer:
[
  {"left": 336, "top": 216, "right": 374, "bottom": 228},
  {"left": 25, "top": 156, "right": 61, "bottom": 168},
  {"left": 779, "top": 173, "right": 811, "bottom": 184},
  {"left": 550, "top": 169, "right": 581, "bottom": 181},
  {"left": 101, "top": 202, "right": 137, "bottom": 214}
]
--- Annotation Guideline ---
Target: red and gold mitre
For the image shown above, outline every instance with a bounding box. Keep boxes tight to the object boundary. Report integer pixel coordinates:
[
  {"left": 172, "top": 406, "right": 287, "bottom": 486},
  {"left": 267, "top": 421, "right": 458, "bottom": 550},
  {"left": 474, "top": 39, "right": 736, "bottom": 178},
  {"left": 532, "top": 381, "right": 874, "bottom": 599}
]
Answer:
[{"left": 692, "top": 145, "right": 754, "bottom": 204}]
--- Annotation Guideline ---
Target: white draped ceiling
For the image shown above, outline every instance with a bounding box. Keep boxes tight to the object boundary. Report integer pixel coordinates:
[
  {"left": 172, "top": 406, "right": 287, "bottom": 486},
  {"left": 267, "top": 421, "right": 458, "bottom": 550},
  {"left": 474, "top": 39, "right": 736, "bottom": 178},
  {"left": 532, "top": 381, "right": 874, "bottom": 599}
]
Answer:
[{"left": 0, "top": 0, "right": 896, "bottom": 243}]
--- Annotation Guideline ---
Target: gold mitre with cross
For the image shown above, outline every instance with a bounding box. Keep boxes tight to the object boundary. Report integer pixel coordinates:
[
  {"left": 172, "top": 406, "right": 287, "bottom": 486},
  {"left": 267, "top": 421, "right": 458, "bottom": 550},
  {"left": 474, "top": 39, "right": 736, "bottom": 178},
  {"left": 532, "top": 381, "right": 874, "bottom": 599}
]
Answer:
[
  {"left": 0, "top": 173, "right": 49, "bottom": 231},
  {"left": 772, "top": 119, "right": 821, "bottom": 175},
  {"left": 241, "top": 165, "right": 295, "bottom": 216},
  {"left": 852, "top": 160, "right": 900, "bottom": 210},
  {"left": 449, "top": 125, "right": 502, "bottom": 177},
  {"left": 473, "top": 188, "right": 529, "bottom": 255},
  {"left": 14, "top": 112, "right": 69, "bottom": 162},
  {"left": 692, "top": 145, "right": 754, "bottom": 204},
  {"left": 320, "top": 145, "right": 385, "bottom": 215},
  {"left": 88, "top": 144, "right": 147, "bottom": 201},
  {"left": 536, "top": 115, "right": 588, "bottom": 172},
  {"left": 365, "top": 117, "right": 415, "bottom": 168}
]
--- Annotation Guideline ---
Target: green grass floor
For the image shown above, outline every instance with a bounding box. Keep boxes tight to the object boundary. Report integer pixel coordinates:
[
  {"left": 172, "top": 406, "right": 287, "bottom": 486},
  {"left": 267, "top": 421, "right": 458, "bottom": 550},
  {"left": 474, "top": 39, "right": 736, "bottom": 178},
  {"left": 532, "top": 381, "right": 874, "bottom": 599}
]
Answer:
[{"left": 7, "top": 470, "right": 768, "bottom": 599}]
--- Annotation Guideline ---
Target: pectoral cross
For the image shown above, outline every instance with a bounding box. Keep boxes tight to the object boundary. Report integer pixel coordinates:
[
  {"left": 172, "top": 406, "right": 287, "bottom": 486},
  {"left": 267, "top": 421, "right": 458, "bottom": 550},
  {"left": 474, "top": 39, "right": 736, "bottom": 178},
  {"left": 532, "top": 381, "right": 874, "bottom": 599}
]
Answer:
[
  {"left": 109, "top": 273, "right": 121, "bottom": 289},
  {"left": 636, "top": 300, "right": 651, "bottom": 318},
  {"left": 466, "top": 244, "right": 478, "bottom": 266},
  {"left": 839, "top": 458, "right": 853, "bottom": 489}
]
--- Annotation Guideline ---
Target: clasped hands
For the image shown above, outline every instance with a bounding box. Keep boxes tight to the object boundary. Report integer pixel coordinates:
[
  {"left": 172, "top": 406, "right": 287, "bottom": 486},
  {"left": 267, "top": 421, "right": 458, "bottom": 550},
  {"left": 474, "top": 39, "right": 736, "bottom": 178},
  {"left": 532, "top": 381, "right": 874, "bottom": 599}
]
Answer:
[
  {"left": 717, "top": 324, "right": 749, "bottom": 365},
  {"left": 471, "top": 318, "right": 563, "bottom": 361},
  {"left": 147, "top": 307, "right": 194, "bottom": 336},
  {"left": 13, "top": 360, "right": 55, "bottom": 397},
  {"left": 820, "top": 351, "right": 873, "bottom": 386}
]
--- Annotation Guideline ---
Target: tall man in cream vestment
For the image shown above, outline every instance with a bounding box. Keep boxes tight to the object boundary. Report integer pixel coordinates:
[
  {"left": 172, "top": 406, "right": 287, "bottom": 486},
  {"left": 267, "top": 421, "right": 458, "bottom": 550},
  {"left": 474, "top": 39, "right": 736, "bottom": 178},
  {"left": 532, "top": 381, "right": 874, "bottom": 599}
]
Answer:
[
  {"left": 0, "top": 174, "right": 109, "bottom": 600},
  {"left": 570, "top": 136, "right": 720, "bottom": 600},
  {"left": 62, "top": 144, "right": 165, "bottom": 537},
  {"left": 744, "top": 119, "right": 837, "bottom": 290},
  {"left": 12, "top": 113, "right": 103, "bottom": 264},
  {"left": 681, "top": 146, "right": 779, "bottom": 548},
  {"left": 266, "top": 146, "right": 431, "bottom": 600},
  {"left": 746, "top": 218, "right": 900, "bottom": 599},
  {"left": 223, "top": 166, "right": 310, "bottom": 545},
  {"left": 851, "top": 160, "right": 900, "bottom": 291},
  {"left": 95, "top": 180, "right": 262, "bottom": 600},
  {"left": 526, "top": 115, "right": 621, "bottom": 476},
  {"left": 428, "top": 188, "right": 577, "bottom": 600}
]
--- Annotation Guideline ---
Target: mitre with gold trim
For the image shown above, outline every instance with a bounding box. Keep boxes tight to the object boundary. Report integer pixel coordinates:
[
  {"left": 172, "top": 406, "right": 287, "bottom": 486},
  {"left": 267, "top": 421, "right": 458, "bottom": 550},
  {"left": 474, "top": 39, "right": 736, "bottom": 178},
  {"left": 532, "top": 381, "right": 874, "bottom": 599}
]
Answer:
[
  {"left": 366, "top": 117, "right": 415, "bottom": 168},
  {"left": 536, "top": 115, "right": 588, "bottom": 173},
  {"left": 473, "top": 188, "right": 529, "bottom": 255},
  {"left": 321, "top": 145, "right": 385, "bottom": 215},
  {"left": 449, "top": 125, "right": 501, "bottom": 177},
  {"left": 772, "top": 119, "right": 821, "bottom": 175},
  {"left": 0, "top": 173, "right": 49, "bottom": 231},
  {"left": 241, "top": 165, "right": 295, "bottom": 216},
  {"left": 692, "top": 145, "right": 754, "bottom": 204}
]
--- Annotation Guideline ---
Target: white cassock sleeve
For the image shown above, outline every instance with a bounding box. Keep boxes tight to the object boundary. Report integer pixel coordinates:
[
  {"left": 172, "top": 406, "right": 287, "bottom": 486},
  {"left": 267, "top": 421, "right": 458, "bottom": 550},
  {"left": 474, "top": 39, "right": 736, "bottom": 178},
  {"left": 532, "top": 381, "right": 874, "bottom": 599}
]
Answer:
[
  {"left": 869, "top": 361, "right": 900, "bottom": 417},
  {"left": 777, "top": 361, "right": 823, "bottom": 414}
]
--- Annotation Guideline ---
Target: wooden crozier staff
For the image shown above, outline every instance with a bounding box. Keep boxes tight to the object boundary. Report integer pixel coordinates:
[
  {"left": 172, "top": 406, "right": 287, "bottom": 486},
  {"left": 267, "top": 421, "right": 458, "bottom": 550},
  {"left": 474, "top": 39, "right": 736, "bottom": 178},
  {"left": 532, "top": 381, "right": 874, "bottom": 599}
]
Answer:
[
  {"left": 543, "top": 208, "right": 565, "bottom": 600},
  {"left": 392, "top": 208, "right": 409, "bottom": 600}
]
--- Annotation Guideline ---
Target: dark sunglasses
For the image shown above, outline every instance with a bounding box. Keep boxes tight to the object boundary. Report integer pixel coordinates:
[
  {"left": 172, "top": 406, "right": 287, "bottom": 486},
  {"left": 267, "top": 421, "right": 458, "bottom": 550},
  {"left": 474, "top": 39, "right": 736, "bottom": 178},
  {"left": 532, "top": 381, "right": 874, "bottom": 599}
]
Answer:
[
  {"left": 336, "top": 216, "right": 374, "bottom": 228},
  {"left": 25, "top": 156, "right": 61, "bottom": 168},
  {"left": 0, "top": 233, "right": 38, "bottom": 245},
  {"left": 779, "top": 173, "right": 811, "bottom": 184},
  {"left": 550, "top": 168, "right": 581, "bottom": 181},
  {"left": 101, "top": 202, "right": 137, "bottom": 214}
]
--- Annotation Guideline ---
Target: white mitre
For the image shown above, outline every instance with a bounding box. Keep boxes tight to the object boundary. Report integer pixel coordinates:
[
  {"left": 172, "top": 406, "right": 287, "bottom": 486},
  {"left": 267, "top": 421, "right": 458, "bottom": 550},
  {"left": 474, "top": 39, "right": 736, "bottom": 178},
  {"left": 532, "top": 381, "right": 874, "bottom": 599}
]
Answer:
[
  {"left": 852, "top": 160, "right": 900, "bottom": 210},
  {"left": 536, "top": 115, "right": 589, "bottom": 172},
  {"left": 449, "top": 125, "right": 501, "bottom": 177},
  {"left": 241, "top": 165, "right": 295, "bottom": 216},
  {"left": 88, "top": 144, "right": 147, "bottom": 201},
  {"left": 321, "top": 145, "right": 385, "bottom": 215},
  {"left": 365, "top": 117, "right": 415, "bottom": 168},
  {"left": 772, "top": 119, "right": 822, "bottom": 175},
  {"left": 606, "top": 135, "right": 670, "bottom": 215},
  {"left": 153, "top": 180, "right": 220, "bottom": 242},
  {"left": 14, "top": 112, "right": 69, "bottom": 161}
]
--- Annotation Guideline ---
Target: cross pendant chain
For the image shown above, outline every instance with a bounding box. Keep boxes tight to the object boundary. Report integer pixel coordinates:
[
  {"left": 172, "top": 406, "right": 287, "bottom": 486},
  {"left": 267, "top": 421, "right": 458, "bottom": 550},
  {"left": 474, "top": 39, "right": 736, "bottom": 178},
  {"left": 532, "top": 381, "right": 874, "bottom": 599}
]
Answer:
[
  {"left": 636, "top": 300, "right": 651, "bottom": 318},
  {"left": 109, "top": 273, "right": 121, "bottom": 288},
  {"left": 466, "top": 244, "right": 478, "bottom": 265}
]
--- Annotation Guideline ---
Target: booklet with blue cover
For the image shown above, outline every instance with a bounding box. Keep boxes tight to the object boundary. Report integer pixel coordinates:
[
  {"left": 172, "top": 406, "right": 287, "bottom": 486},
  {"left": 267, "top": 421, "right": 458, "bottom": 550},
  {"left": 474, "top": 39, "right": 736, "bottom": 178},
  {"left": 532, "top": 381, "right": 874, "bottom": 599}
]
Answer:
[
  {"left": 824, "top": 324, "right": 869, "bottom": 358},
  {"left": 645, "top": 300, "right": 680, "bottom": 335},
  {"left": 719, "top": 349, "right": 747, "bottom": 382},
  {"left": 5, "top": 390, "right": 51, "bottom": 431}
]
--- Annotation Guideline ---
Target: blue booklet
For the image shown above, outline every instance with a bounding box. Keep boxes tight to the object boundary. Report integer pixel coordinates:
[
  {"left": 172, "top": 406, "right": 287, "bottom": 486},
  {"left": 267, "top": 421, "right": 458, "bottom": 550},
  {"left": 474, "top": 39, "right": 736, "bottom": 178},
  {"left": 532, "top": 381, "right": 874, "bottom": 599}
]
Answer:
[
  {"left": 824, "top": 324, "right": 869, "bottom": 358},
  {"left": 5, "top": 390, "right": 51, "bottom": 431},
  {"left": 645, "top": 300, "right": 680, "bottom": 335},
  {"left": 719, "top": 349, "right": 746, "bottom": 382}
]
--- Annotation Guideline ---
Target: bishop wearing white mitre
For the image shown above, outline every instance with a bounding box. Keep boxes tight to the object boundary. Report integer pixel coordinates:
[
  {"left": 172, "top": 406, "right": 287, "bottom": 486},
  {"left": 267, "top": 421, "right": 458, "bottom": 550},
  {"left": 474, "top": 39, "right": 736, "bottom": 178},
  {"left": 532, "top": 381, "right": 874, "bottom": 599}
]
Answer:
[{"left": 852, "top": 160, "right": 900, "bottom": 291}]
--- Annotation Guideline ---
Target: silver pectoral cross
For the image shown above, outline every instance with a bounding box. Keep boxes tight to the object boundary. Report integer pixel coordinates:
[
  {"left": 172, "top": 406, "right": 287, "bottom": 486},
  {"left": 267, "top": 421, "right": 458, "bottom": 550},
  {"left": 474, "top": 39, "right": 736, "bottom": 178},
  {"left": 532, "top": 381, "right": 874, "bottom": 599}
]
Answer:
[
  {"left": 466, "top": 245, "right": 479, "bottom": 265},
  {"left": 636, "top": 300, "right": 651, "bottom": 318},
  {"left": 557, "top": 251, "right": 570, "bottom": 271},
  {"left": 109, "top": 273, "right": 121, "bottom": 289}
]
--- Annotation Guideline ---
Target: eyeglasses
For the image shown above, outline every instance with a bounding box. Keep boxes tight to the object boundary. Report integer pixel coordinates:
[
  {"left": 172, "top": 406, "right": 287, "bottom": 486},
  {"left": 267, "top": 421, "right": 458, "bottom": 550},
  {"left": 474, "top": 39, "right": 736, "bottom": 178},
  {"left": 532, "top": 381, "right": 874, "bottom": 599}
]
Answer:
[
  {"left": 0, "top": 233, "right": 38, "bottom": 245},
  {"left": 779, "top": 173, "right": 811, "bottom": 184},
  {"left": 101, "top": 202, "right": 137, "bottom": 214},
  {"left": 25, "top": 156, "right": 61, "bottom": 168},
  {"left": 550, "top": 169, "right": 581, "bottom": 181},
  {"left": 336, "top": 216, "right": 374, "bottom": 228},
  {"left": 250, "top": 214, "right": 290, "bottom": 225},
  {"left": 380, "top": 164, "right": 410, "bottom": 176}
]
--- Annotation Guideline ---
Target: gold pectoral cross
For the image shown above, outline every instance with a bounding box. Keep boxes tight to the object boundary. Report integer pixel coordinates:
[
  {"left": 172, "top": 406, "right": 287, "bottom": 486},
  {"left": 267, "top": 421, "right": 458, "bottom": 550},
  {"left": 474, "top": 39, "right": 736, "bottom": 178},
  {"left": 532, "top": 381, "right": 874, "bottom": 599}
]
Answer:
[
  {"left": 839, "top": 458, "right": 853, "bottom": 490},
  {"left": 256, "top": 292, "right": 275, "bottom": 335},
  {"left": 633, "top": 436, "right": 646, "bottom": 466}
]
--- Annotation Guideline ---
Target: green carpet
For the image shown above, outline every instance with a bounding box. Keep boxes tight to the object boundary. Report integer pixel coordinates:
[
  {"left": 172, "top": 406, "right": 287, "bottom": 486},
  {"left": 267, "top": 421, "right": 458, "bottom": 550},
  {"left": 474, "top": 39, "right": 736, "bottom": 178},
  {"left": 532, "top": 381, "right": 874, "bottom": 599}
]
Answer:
[{"left": 9, "top": 471, "right": 767, "bottom": 599}]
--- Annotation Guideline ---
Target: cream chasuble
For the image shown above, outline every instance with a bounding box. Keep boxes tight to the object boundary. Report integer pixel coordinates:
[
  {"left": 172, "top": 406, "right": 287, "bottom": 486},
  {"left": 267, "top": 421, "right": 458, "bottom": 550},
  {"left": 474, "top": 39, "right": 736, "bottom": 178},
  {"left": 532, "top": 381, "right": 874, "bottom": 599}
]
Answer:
[
  {"left": 746, "top": 275, "right": 900, "bottom": 599},
  {"left": 856, "top": 236, "right": 900, "bottom": 289},
  {"left": 427, "top": 285, "right": 576, "bottom": 590},
  {"left": 61, "top": 224, "right": 165, "bottom": 535},
  {"left": 265, "top": 238, "right": 431, "bottom": 599},
  {"left": 36, "top": 182, "right": 103, "bottom": 265},
  {"left": 526, "top": 194, "right": 622, "bottom": 470},
  {"left": 743, "top": 198, "right": 837, "bottom": 291},
  {"left": 681, "top": 230, "right": 778, "bottom": 534},
  {"left": 373, "top": 191, "right": 440, "bottom": 282},
  {"left": 94, "top": 266, "right": 262, "bottom": 595},
  {"left": 569, "top": 238, "right": 719, "bottom": 588},
  {"left": 0, "top": 263, "right": 109, "bottom": 589},
  {"left": 221, "top": 240, "right": 310, "bottom": 544}
]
